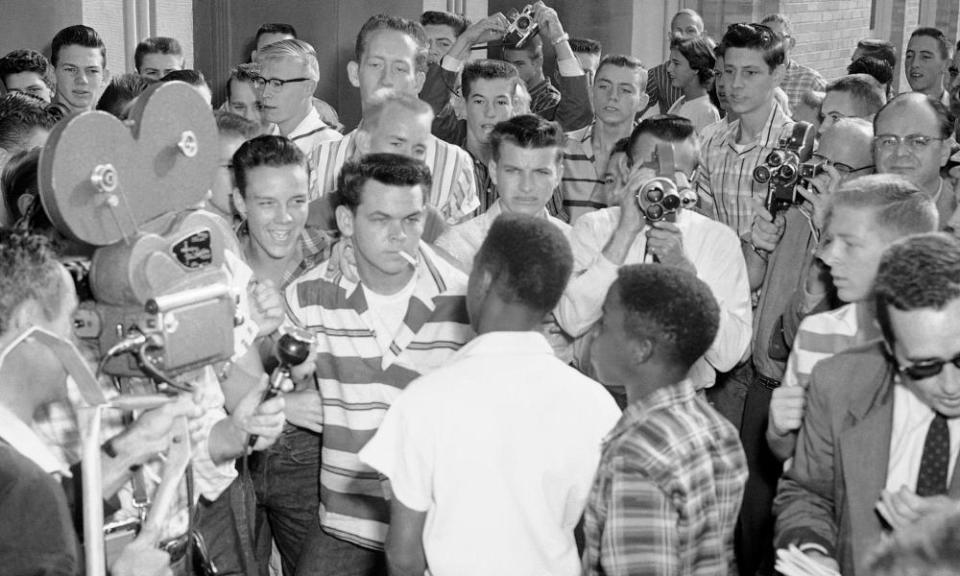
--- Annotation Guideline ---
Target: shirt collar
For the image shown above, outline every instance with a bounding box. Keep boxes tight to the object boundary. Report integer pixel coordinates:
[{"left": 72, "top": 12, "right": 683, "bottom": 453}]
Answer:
[
  {"left": 720, "top": 100, "right": 789, "bottom": 149},
  {"left": 0, "top": 402, "right": 71, "bottom": 477},
  {"left": 453, "top": 331, "right": 555, "bottom": 360},
  {"left": 604, "top": 378, "right": 696, "bottom": 443},
  {"left": 288, "top": 106, "right": 326, "bottom": 139}
]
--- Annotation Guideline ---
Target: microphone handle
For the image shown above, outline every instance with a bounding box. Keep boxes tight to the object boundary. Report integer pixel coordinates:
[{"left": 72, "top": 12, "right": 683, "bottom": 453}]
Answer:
[{"left": 247, "top": 366, "right": 287, "bottom": 449}]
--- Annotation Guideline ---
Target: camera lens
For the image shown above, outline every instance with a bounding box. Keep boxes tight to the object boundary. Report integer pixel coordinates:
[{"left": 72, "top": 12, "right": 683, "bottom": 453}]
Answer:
[
  {"left": 753, "top": 165, "right": 772, "bottom": 183},
  {"left": 646, "top": 187, "right": 664, "bottom": 202},
  {"left": 766, "top": 151, "right": 785, "bottom": 167},
  {"left": 780, "top": 164, "right": 797, "bottom": 181},
  {"left": 662, "top": 194, "right": 680, "bottom": 210},
  {"left": 646, "top": 204, "right": 664, "bottom": 221},
  {"left": 516, "top": 16, "right": 530, "bottom": 29}
]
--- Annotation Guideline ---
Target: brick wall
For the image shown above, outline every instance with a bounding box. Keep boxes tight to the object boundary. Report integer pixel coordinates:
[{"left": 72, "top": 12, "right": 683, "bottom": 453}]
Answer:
[{"left": 780, "top": 0, "right": 874, "bottom": 82}]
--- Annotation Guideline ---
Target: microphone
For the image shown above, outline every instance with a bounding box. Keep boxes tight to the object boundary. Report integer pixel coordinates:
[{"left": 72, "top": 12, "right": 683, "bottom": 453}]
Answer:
[{"left": 247, "top": 330, "right": 313, "bottom": 448}]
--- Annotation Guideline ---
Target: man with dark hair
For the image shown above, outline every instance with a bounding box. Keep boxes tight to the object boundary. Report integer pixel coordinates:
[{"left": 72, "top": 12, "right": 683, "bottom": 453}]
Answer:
[
  {"left": 696, "top": 22, "right": 792, "bottom": 236},
  {"left": 252, "top": 23, "right": 297, "bottom": 61},
  {"left": 643, "top": 8, "right": 705, "bottom": 116},
  {"left": 819, "top": 73, "right": 886, "bottom": 134},
  {"left": 96, "top": 72, "right": 154, "bottom": 119},
  {"left": 760, "top": 13, "right": 826, "bottom": 113},
  {"left": 561, "top": 54, "right": 648, "bottom": 222},
  {"left": 848, "top": 57, "right": 895, "bottom": 99},
  {"left": 50, "top": 24, "right": 108, "bottom": 115},
  {"left": 0, "top": 49, "right": 54, "bottom": 103},
  {"left": 134, "top": 36, "right": 184, "bottom": 81},
  {"left": 569, "top": 37, "right": 602, "bottom": 89},
  {"left": 906, "top": 27, "right": 952, "bottom": 104},
  {"left": 223, "top": 63, "right": 268, "bottom": 131},
  {"left": 159, "top": 68, "right": 212, "bottom": 106},
  {"left": 853, "top": 38, "right": 897, "bottom": 68},
  {"left": 437, "top": 114, "right": 567, "bottom": 270},
  {"left": 309, "top": 14, "right": 479, "bottom": 226},
  {"left": 420, "top": 10, "right": 469, "bottom": 65},
  {"left": 0, "top": 92, "right": 56, "bottom": 226},
  {"left": 285, "top": 152, "right": 473, "bottom": 575},
  {"left": 582, "top": 263, "right": 747, "bottom": 575},
  {"left": 775, "top": 232, "right": 960, "bottom": 576},
  {"left": 950, "top": 40, "right": 960, "bottom": 121},
  {"left": 557, "top": 114, "right": 751, "bottom": 394},
  {"left": 361, "top": 213, "right": 619, "bottom": 576}
]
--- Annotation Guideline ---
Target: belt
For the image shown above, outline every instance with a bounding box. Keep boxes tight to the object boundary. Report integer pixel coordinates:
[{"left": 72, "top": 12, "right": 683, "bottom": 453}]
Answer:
[{"left": 755, "top": 373, "right": 782, "bottom": 390}]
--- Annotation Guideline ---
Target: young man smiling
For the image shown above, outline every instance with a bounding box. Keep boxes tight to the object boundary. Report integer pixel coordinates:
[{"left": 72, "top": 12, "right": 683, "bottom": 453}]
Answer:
[
  {"left": 905, "top": 27, "right": 952, "bottom": 105},
  {"left": 49, "top": 25, "right": 109, "bottom": 115}
]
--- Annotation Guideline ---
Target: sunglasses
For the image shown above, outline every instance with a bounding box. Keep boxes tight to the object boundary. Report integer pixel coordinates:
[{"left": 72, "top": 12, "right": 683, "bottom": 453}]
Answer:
[{"left": 896, "top": 351, "right": 960, "bottom": 380}]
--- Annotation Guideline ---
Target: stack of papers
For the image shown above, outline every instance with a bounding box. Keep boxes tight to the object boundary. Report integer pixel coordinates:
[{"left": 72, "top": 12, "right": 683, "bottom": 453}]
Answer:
[{"left": 774, "top": 545, "right": 841, "bottom": 576}]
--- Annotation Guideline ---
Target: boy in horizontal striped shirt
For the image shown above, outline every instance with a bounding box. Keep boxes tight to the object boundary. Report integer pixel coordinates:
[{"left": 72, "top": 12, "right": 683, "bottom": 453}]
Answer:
[
  {"left": 284, "top": 153, "right": 473, "bottom": 574},
  {"left": 767, "top": 175, "right": 938, "bottom": 461}
]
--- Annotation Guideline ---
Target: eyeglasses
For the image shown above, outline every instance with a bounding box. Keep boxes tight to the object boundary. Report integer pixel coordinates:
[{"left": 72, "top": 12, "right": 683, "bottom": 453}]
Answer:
[
  {"left": 896, "top": 351, "right": 960, "bottom": 380},
  {"left": 810, "top": 153, "right": 874, "bottom": 175},
  {"left": 873, "top": 134, "right": 945, "bottom": 152},
  {"left": 251, "top": 75, "right": 310, "bottom": 90}
]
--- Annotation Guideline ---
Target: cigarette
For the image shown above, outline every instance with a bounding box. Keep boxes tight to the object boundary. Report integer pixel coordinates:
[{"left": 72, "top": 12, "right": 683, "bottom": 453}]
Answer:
[{"left": 399, "top": 250, "right": 418, "bottom": 267}]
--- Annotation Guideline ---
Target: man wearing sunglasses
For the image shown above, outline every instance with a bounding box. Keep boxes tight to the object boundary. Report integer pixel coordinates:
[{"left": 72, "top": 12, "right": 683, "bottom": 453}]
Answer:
[
  {"left": 255, "top": 39, "right": 341, "bottom": 154},
  {"left": 775, "top": 232, "right": 960, "bottom": 576}
]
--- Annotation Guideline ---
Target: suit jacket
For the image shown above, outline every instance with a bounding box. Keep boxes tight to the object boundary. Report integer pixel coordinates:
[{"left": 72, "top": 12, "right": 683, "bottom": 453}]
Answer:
[{"left": 773, "top": 342, "right": 960, "bottom": 576}]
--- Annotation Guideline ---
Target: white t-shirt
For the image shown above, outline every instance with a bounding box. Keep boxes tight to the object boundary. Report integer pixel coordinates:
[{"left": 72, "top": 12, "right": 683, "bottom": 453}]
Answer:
[
  {"left": 362, "top": 276, "right": 418, "bottom": 351},
  {"left": 668, "top": 94, "right": 721, "bottom": 133},
  {"left": 359, "top": 331, "right": 621, "bottom": 576}
]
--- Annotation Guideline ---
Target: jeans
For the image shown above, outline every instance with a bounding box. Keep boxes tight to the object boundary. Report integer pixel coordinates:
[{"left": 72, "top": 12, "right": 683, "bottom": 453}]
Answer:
[
  {"left": 194, "top": 476, "right": 259, "bottom": 576},
  {"left": 295, "top": 520, "right": 386, "bottom": 576},
  {"left": 249, "top": 425, "right": 321, "bottom": 576}
]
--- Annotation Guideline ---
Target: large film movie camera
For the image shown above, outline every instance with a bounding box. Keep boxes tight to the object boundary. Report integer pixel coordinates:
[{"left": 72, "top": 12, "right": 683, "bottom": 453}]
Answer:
[
  {"left": 752, "top": 121, "right": 819, "bottom": 216},
  {"left": 39, "top": 82, "right": 236, "bottom": 382}
]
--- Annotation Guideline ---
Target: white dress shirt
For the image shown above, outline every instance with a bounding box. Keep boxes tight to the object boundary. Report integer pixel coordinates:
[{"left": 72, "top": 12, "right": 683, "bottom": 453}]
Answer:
[{"left": 886, "top": 383, "right": 960, "bottom": 492}]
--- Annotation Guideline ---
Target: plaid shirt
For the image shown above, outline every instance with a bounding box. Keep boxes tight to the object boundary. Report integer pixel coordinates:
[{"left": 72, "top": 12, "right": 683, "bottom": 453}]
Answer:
[
  {"left": 779, "top": 60, "right": 826, "bottom": 114},
  {"left": 695, "top": 101, "right": 795, "bottom": 236},
  {"left": 561, "top": 123, "right": 635, "bottom": 223},
  {"left": 583, "top": 379, "right": 747, "bottom": 576},
  {"left": 235, "top": 222, "right": 335, "bottom": 289}
]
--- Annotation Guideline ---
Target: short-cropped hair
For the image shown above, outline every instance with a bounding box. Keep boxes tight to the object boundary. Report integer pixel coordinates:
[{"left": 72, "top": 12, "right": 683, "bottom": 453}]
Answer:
[
  {"left": 0, "top": 92, "right": 57, "bottom": 152},
  {"left": 334, "top": 153, "right": 432, "bottom": 213},
  {"left": 2, "top": 148, "right": 41, "bottom": 225},
  {"left": 134, "top": 37, "right": 183, "bottom": 71},
  {"left": 420, "top": 11, "right": 469, "bottom": 37},
  {"left": 876, "top": 92, "right": 954, "bottom": 139},
  {"left": 856, "top": 38, "right": 897, "bottom": 68},
  {"left": 96, "top": 73, "right": 154, "bottom": 118},
  {"left": 256, "top": 23, "right": 297, "bottom": 43},
  {"left": 910, "top": 27, "right": 951, "bottom": 60},
  {"left": 51, "top": 24, "right": 106, "bottom": 67},
  {"left": 874, "top": 232, "right": 960, "bottom": 345},
  {"left": 0, "top": 50, "right": 55, "bottom": 90},
  {"left": 569, "top": 38, "right": 602, "bottom": 55},
  {"left": 867, "top": 507, "right": 960, "bottom": 576},
  {"left": 718, "top": 22, "right": 785, "bottom": 71},
  {"left": 226, "top": 63, "right": 260, "bottom": 100},
  {"left": 474, "top": 213, "right": 573, "bottom": 313},
  {"left": 670, "top": 37, "right": 716, "bottom": 85},
  {"left": 215, "top": 110, "right": 260, "bottom": 140},
  {"left": 595, "top": 54, "right": 648, "bottom": 91},
  {"left": 355, "top": 15, "right": 428, "bottom": 74},
  {"left": 232, "top": 135, "right": 306, "bottom": 197},
  {"left": 826, "top": 74, "right": 886, "bottom": 116},
  {"left": 160, "top": 69, "right": 209, "bottom": 91},
  {"left": 847, "top": 56, "right": 894, "bottom": 88},
  {"left": 616, "top": 264, "right": 720, "bottom": 369},
  {"left": 256, "top": 39, "right": 320, "bottom": 83},
  {"left": 760, "top": 13, "right": 793, "bottom": 39},
  {"left": 626, "top": 115, "right": 697, "bottom": 165},
  {"left": 461, "top": 59, "right": 520, "bottom": 100},
  {"left": 488, "top": 114, "right": 565, "bottom": 163},
  {"left": 0, "top": 230, "right": 64, "bottom": 335},
  {"left": 825, "top": 174, "right": 938, "bottom": 242},
  {"left": 363, "top": 89, "right": 433, "bottom": 131}
]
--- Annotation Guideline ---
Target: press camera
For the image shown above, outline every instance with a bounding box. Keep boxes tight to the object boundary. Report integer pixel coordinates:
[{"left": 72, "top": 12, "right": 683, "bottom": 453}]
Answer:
[
  {"left": 503, "top": 5, "right": 540, "bottom": 49},
  {"left": 752, "top": 121, "right": 816, "bottom": 216}
]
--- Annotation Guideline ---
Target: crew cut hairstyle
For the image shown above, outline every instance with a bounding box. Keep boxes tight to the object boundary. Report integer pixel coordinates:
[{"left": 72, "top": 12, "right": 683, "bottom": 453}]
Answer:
[
  {"left": 0, "top": 92, "right": 57, "bottom": 151},
  {"left": 364, "top": 89, "right": 434, "bottom": 131},
  {"left": 51, "top": 24, "right": 106, "bottom": 67},
  {"left": 473, "top": 213, "right": 573, "bottom": 314},
  {"left": 595, "top": 54, "right": 648, "bottom": 90},
  {"left": 616, "top": 264, "right": 720, "bottom": 369},
  {"left": 0, "top": 230, "right": 64, "bottom": 335},
  {"left": 256, "top": 39, "right": 320, "bottom": 83},
  {"left": 626, "top": 114, "right": 696, "bottom": 166},
  {"left": 160, "top": 69, "right": 209, "bottom": 89},
  {"left": 232, "top": 135, "right": 305, "bottom": 197},
  {"left": 96, "top": 73, "right": 155, "bottom": 119},
  {"left": 718, "top": 22, "right": 785, "bottom": 71},
  {"left": 215, "top": 110, "right": 260, "bottom": 140},
  {"left": 334, "top": 152, "right": 432, "bottom": 213},
  {"left": 874, "top": 232, "right": 960, "bottom": 346},
  {"left": 420, "top": 11, "right": 470, "bottom": 37},
  {"left": 0, "top": 50, "right": 55, "bottom": 90},
  {"left": 670, "top": 36, "right": 716, "bottom": 85},
  {"left": 355, "top": 14, "right": 429, "bottom": 74},
  {"left": 256, "top": 23, "right": 297, "bottom": 43},
  {"left": 910, "top": 27, "right": 951, "bottom": 60},
  {"left": 826, "top": 74, "right": 886, "bottom": 116},
  {"left": 488, "top": 114, "right": 565, "bottom": 163},
  {"left": 134, "top": 37, "right": 183, "bottom": 70},
  {"left": 875, "top": 92, "right": 955, "bottom": 139},
  {"left": 824, "top": 174, "right": 938, "bottom": 242},
  {"left": 569, "top": 38, "right": 602, "bottom": 55},
  {"left": 461, "top": 59, "right": 520, "bottom": 99}
]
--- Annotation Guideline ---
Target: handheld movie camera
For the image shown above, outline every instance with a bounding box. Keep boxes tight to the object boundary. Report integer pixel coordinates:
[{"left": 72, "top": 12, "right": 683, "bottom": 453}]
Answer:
[
  {"left": 39, "top": 82, "right": 236, "bottom": 380},
  {"left": 503, "top": 5, "right": 540, "bottom": 49},
  {"left": 752, "top": 121, "right": 816, "bottom": 216},
  {"left": 635, "top": 143, "right": 697, "bottom": 223}
]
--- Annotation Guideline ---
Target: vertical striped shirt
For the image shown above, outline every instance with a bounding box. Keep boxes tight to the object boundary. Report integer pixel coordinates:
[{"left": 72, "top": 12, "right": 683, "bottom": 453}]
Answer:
[
  {"left": 643, "top": 62, "right": 684, "bottom": 116},
  {"left": 308, "top": 130, "right": 480, "bottom": 225},
  {"left": 583, "top": 379, "right": 747, "bottom": 576},
  {"left": 695, "top": 102, "right": 795, "bottom": 236},
  {"left": 782, "top": 301, "right": 881, "bottom": 389},
  {"left": 528, "top": 77, "right": 562, "bottom": 118},
  {"left": 271, "top": 106, "right": 342, "bottom": 155},
  {"left": 283, "top": 242, "right": 474, "bottom": 550}
]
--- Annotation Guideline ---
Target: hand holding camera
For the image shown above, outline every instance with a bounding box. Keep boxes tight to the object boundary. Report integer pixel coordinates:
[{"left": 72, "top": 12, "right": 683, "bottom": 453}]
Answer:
[
  {"left": 749, "top": 198, "right": 786, "bottom": 253},
  {"left": 529, "top": 2, "right": 566, "bottom": 45},
  {"left": 752, "top": 121, "right": 816, "bottom": 217},
  {"left": 796, "top": 162, "right": 844, "bottom": 234}
]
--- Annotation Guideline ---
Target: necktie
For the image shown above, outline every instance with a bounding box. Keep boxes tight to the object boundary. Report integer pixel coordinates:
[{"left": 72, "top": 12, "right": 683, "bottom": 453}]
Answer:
[{"left": 916, "top": 412, "right": 950, "bottom": 497}]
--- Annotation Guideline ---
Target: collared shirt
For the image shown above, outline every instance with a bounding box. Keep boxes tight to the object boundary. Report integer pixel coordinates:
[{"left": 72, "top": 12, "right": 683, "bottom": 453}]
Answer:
[
  {"left": 695, "top": 101, "right": 795, "bottom": 236},
  {"left": 555, "top": 207, "right": 752, "bottom": 390},
  {"left": 561, "top": 122, "right": 630, "bottom": 223},
  {"left": 434, "top": 200, "right": 570, "bottom": 271},
  {"left": 283, "top": 241, "right": 474, "bottom": 550},
  {"left": 0, "top": 403, "right": 72, "bottom": 478},
  {"left": 582, "top": 379, "right": 747, "bottom": 576},
  {"left": 643, "top": 61, "right": 684, "bottom": 116},
  {"left": 780, "top": 59, "right": 827, "bottom": 114},
  {"left": 528, "top": 76, "right": 562, "bottom": 117},
  {"left": 667, "top": 94, "right": 721, "bottom": 133},
  {"left": 359, "top": 331, "right": 620, "bottom": 576},
  {"left": 272, "top": 106, "right": 342, "bottom": 156},
  {"left": 308, "top": 130, "right": 480, "bottom": 225},
  {"left": 235, "top": 222, "right": 335, "bottom": 289},
  {"left": 887, "top": 383, "right": 960, "bottom": 492},
  {"left": 783, "top": 302, "right": 882, "bottom": 389}
]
